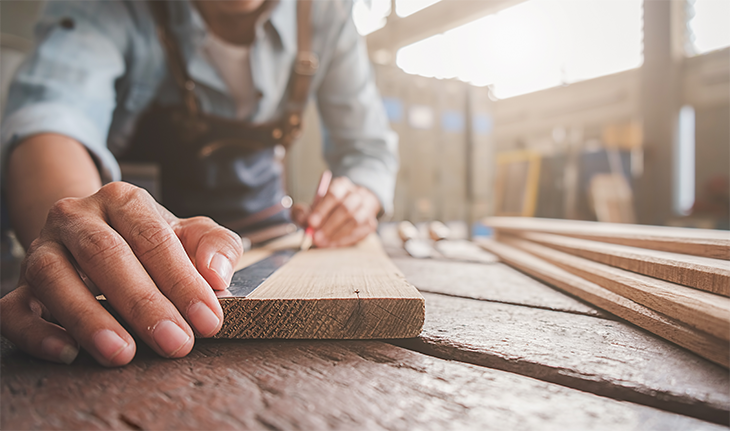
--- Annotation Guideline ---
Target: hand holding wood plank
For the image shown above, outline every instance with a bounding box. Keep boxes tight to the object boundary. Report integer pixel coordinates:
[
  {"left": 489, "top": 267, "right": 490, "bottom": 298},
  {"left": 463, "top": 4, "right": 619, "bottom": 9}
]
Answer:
[{"left": 0, "top": 182, "right": 243, "bottom": 367}]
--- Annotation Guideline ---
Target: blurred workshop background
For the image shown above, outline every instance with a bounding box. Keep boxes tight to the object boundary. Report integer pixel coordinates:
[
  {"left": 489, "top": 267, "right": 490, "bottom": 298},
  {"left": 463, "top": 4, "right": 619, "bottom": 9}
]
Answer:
[{"left": 1, "top": 0, "right": 729, "bottom": 231}]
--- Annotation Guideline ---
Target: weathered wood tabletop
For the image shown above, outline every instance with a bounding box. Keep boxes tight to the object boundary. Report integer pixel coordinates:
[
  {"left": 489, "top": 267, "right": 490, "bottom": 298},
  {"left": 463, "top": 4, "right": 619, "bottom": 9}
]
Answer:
[{"left": 2, "top": 233, "right": 728, "bottom": 430}]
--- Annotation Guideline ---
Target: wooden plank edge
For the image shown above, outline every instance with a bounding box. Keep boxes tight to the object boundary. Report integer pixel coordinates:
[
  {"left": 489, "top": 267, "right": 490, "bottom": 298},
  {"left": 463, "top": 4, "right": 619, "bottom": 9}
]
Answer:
[
  {"left": 216, "top": 297, "right": 425, "bottom": 339},
  {"left": 390, "top": 336, "right": 730, "bottom": 425},
  {"left": 475, "top": 238, "right": 729, "bottom": 369},
  {"left": 519, "top": 231, "right": 730, "bottom": 297},
  {"left": 498, "top": 234, "right": 730, "bottom": 341},
  {"left": 483, "top": 217, "right": 730, "bottom": 260}
]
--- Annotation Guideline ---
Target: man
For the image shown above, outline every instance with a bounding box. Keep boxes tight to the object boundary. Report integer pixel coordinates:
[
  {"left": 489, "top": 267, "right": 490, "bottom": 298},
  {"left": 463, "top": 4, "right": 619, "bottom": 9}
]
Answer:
[{"left": 1, "top": 0, "right": 398, "bottom": 367}]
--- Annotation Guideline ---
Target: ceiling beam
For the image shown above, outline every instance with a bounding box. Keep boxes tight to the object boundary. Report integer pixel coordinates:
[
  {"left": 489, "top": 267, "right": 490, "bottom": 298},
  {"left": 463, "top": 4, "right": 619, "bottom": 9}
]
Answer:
[{"left": 366, "top": 0, "right": 525, "bottom": 54}]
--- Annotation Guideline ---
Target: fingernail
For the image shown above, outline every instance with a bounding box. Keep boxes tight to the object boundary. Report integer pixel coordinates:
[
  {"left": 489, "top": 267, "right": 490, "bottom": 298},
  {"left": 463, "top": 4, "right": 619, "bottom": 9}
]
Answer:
[
  {"left": 41, "top": 336, "right": 79, "bottom": 365},
  {"left": 93, "top": 329, "right": 129, "bottom": 362},
  {"left": 153, "top": 320, "right": 190, "bottom": 357},
  {"left": 210, "top": 253, "right": 233, "bottom": 286},
  {"left": 187, "top": 301, "right": 220, "bottom": 337},
  {"left": 309, "top": 214, "right": 321, "bottom": 228}
]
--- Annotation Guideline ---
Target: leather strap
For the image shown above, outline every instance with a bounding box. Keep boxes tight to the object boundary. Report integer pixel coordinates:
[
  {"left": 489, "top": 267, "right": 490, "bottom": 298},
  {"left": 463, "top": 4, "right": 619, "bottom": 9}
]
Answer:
[{"left": 147, "top": 1, "right": 200, "bottom": 116}]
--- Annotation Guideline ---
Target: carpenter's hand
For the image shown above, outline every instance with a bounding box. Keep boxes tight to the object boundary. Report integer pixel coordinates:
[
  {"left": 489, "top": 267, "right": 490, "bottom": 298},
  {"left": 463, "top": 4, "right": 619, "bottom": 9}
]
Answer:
[
  {"left": 0, "top": 182, "right": 243, "bottom": 367},
  {"left": 291, "top": 176, "right": 380, "bottom": 248}
]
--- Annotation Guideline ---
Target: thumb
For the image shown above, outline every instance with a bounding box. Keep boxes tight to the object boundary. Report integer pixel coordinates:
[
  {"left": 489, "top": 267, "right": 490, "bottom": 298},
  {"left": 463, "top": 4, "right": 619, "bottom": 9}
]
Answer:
[{"left": 174, "top": 216, "right": 243, "bottom": 291}]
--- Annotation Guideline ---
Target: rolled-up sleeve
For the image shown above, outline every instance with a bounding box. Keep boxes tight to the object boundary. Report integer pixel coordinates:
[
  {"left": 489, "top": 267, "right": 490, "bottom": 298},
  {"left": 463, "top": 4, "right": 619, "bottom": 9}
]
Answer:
[
  {"left": 1, "top": 1, "right": 128, "bottom": 182},
  {"left": 315, "top": 4, "right": 399, "bottom": 217}
]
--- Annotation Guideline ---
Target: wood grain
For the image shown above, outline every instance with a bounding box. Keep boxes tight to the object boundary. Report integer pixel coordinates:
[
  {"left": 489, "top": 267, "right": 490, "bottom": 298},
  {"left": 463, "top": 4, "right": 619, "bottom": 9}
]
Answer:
[
  {"left": 477, "top": 238, "right": 730, "bottom": 368},
  {"left": 217, "top": 235, "right": 425, "bottom": 339},
  {"left": 394, "top": 292, "right": 730, "bottom": 424},
  {"left": 391, "top": 257, "right": 604, "bottom": 317},
  {"left": 483, "top": 216, "right": 730, "bottom": 260},
  {"left": 519, "top": 231, "right": 730, "bottom": 296},
  {"left": 2, "top": 339, "right": 724, "bottom": 431},
  {"left": 505, "top": 235, "right": 730, "bottom": 340}
]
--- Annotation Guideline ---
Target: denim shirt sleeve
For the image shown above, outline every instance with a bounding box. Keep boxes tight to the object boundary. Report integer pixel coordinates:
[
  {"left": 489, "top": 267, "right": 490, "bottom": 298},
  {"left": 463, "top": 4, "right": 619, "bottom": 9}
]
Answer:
[
  {"left": 315, "top": 2, "right": 399, "bottom": 217},
  {"left": 1, "top": 0, "right": 130, "bottom": 183}
]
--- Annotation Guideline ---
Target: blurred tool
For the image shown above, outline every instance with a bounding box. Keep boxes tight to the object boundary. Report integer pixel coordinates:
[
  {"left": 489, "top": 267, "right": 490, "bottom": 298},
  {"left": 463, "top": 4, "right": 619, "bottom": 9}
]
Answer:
[
  {"left": 430, "top": 220, "right": 499, "bottom": 264},
  {"left": 428, "top": 221, "right": 450, "bottom": 241},
  {"left": 300, "top": 170, "right": 333, "bottom": 251},
  {"left": 397, "top": 221, "right": 433, "bottom": 259}
]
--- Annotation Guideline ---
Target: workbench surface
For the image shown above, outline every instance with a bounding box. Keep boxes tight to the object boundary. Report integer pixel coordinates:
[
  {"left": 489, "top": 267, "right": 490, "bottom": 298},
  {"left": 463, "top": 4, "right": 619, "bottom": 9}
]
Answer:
[{"left": 2, "top": 239, "right": 728, "bottom": 430}]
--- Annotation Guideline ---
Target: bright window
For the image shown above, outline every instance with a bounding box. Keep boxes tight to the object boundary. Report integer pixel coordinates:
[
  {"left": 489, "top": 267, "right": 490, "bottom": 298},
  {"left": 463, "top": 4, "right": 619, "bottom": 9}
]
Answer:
[
  {"left": 687, "top": 0, "right": 730, "bottom": 55},
  {"left": 396, "top": 0, "right": 442, "bottom": 18},
  {"left": 396, "top": 0, "right": 644, "bottom": 99}
]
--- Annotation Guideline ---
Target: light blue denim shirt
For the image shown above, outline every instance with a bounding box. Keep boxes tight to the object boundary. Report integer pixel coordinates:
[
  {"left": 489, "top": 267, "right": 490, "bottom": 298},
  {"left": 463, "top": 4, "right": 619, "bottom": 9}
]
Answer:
[{"left": 1, "top": 0, "right": 398, "bottom": 214}]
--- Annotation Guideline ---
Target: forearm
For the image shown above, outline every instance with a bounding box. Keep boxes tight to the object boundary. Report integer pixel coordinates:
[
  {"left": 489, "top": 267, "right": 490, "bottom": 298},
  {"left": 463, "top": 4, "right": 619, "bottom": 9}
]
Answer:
[{"left": 6, "top": 133, "right": 103, "bottom": 248}]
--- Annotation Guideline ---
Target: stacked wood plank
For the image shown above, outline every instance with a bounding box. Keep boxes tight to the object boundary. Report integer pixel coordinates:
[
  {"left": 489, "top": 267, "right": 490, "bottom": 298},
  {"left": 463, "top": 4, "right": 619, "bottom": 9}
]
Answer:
[{"left": 477, "top": 217, "right": 730, "bottom": 369}]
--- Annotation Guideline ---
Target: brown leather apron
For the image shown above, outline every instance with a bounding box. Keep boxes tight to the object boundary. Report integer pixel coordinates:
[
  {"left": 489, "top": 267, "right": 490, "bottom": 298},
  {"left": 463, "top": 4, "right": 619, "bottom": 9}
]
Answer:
[{"left": 118, "top": 0, "right": 317, "bottom": 234}]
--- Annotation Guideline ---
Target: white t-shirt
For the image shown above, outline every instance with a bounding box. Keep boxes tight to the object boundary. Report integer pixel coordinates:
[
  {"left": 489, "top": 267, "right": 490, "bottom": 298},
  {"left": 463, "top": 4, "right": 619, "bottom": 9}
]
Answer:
[{"left": 202, "top": 32, "right": 257, "bottom": 120}]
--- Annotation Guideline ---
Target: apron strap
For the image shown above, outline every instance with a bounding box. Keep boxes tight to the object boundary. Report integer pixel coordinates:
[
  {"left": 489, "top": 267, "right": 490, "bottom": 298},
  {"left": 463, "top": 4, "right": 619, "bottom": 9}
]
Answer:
[{"left": 147, "top": 1, "right": 200, "bottom": 117}]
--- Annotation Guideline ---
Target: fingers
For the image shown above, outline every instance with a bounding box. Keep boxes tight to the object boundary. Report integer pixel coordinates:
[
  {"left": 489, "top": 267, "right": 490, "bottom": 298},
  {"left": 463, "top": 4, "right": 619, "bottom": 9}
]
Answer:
[
  {"left": 328, "top": 218, "right": 377, "bottom": 248},
  {"left": 21, "top": 241, "right": 136, "bottom": 366},
  {"left": 315, "top": 192, "right": 362, "bottom": 244},
  {"left": 174, "top": 216, "right": 243, "bottom": 291},
  {"left": 92, "top": 184, "right": 224, "bottom": 340},
  {"left": 10, "top": 181, "right": 243, "bottom": 366},
  {"left": 0, "top": 285, "right": 80, "bottom": 365},
  {"left": 43, "top": 189, "right": 194, "bottom": 358},
  {"left": 307, "top": 176, "right": 351, "bottom": 230},
  {"left": 307, "top": 177, "right": 381, "bottom": 248}
]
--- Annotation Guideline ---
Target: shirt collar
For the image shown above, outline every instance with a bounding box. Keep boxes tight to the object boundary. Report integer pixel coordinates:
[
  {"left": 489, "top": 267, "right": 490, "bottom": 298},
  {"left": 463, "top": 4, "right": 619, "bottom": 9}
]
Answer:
[{"left": 172, "top": 0, "right": 295, "bottom": 52}]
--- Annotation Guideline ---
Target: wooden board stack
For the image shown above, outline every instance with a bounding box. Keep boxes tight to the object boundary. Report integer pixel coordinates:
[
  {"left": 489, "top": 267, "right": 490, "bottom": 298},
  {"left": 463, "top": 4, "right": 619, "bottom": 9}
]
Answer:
[{"left": 476, "top": 217, "right": 730, "bottom": 369}]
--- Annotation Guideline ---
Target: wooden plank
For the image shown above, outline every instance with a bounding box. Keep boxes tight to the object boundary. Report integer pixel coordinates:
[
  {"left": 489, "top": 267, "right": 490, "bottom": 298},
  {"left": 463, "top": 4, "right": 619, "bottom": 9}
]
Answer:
[
  {"left": 391, "top": 257, "right": 605, "bottom": 317},
  {"left": 217, "top": 235, "right": 425, "bottom": 339},
  {"left": 483, "top": 216, "right": 730, "bottom": 260},
  {"left": 477, "top": 238, "right": 729, "bottom": 368},
  {"left": 1, "top": 339, "right": 724, "bottom": 430},
  {"left": 504, "top": 235, "right": 730, "bottom": 340},
  {"left": 520, "top": 231, "right": 730, "bottom": 296},
  {"left": 394, "top": 292, "right": 730, "bottom": 424}
]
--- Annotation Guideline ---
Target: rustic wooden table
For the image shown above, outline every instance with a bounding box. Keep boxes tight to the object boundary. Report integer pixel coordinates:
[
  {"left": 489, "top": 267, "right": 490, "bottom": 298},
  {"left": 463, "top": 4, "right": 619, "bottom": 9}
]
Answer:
[{"left": 2, "top": 236, "right": 728, "bottom": 430}]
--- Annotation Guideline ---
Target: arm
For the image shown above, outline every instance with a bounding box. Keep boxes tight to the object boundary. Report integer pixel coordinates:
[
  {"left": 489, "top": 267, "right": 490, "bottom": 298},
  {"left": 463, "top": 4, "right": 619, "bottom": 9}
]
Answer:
[
  {"left": 7, "top": 134, "right": 102, "bottom": 249},
  {"left": 295, "top": 1, "right": 398, "bottom": 247}
]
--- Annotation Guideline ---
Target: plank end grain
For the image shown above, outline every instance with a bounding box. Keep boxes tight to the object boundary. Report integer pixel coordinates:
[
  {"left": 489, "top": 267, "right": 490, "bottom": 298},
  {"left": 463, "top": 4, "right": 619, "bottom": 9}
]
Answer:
[
  {"left": 483, "top": 216, "right": 730, "bottom": 260},
  {"left": 217, "top": 235, "right": 425, "bottom": 339},
  {"left": 477, "top": 238, "right": 730, "bottom": 369}
]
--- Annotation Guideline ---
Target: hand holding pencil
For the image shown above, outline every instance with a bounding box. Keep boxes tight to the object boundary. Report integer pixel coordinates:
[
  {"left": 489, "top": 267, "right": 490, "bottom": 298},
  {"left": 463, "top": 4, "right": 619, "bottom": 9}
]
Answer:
[{"left": 292, "top": 171, "right": 381, "bottom": 249}]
